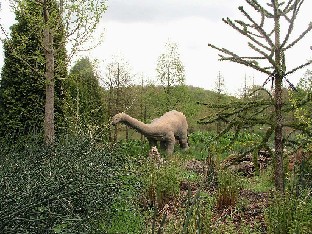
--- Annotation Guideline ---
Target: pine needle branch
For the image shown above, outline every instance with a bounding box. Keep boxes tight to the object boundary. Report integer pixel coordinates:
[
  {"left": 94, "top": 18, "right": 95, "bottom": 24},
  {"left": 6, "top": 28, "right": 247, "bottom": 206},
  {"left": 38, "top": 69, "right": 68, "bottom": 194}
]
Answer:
[
  {"left": 285, "top": 60, "right": 312, "bottom": 76},
  {"left": 246, "top": 0, "right": 273, "bottom": 18},
  {"left": 284, "top": 22, "right": 312, "bottom": 50},
  {"left": 222, "top": 17, "right": 271, "bottom": 52},
  {"left": 238, "top": 6, "right": 274, "bottom": 47}
]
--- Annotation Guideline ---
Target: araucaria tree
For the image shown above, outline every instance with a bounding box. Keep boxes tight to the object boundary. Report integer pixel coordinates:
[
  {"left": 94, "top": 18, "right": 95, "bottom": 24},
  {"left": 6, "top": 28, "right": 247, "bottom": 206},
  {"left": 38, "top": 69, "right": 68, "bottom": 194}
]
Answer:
[{"left": 208, "top": 0, "right": 312, "bottom": 192}]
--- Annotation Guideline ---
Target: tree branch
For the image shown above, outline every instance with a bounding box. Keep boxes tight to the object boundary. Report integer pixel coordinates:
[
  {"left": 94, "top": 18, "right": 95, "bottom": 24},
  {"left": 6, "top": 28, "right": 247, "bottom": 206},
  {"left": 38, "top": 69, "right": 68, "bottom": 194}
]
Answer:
[
  {"left": 284, "top": 22, "right": 312, "bottom": 50},
  {"left": 285, "top": 60, "right": 312, "bottom": 76},
  {"left": 223, "top": 17, "right": 271, "bottom": 52},
  {"left": 239, "top": 6, "right": 274, "bottom": 48}
]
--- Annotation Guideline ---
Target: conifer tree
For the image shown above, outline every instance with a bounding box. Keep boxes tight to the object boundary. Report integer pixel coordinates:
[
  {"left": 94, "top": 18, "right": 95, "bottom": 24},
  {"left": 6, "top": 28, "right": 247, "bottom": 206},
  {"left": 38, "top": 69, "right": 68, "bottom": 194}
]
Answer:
[
  {"left": 66, "top": 57, "right": 106, "bottom": 135},
  {"left": 0, "top": 0, "right": 67, "bottom": 138},
  {"left": 208, "top": 0, "right": 312, "bottom": 192}
]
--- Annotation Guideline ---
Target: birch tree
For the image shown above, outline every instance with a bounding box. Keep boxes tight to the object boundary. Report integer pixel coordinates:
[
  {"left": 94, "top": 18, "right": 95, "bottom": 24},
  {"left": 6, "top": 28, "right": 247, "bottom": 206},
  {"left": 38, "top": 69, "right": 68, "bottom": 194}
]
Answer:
[{"left": 208, "top": 0, "right": 312, "bottom": 192}]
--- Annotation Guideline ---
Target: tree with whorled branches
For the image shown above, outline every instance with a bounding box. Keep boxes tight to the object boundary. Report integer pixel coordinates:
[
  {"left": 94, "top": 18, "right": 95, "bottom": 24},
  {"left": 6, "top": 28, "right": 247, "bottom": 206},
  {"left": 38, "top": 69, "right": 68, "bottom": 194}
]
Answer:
[{"left": 206, "top": 0, "right": 312, "bottom": 193}]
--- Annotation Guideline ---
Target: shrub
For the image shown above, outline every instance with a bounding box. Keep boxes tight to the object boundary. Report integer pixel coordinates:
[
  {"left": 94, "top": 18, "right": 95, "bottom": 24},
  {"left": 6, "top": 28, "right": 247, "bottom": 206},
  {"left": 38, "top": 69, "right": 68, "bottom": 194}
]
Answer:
[
  {"left": 141, "top": 158, "right": 183, "bottom": 209},
  {"left": 216, "top": 170, "right": 241, "bottom": 210},
  {"left": 102, "top": 191, "right": 144, "bottom": 234},
  {"left": 0, "top": 134, "right": 131, "bottom": 233}
]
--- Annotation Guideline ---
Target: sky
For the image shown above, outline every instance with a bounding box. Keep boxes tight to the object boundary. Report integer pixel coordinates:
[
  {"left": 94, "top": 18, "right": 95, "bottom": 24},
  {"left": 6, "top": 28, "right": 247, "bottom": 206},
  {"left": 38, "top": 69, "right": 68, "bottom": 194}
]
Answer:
[{"left": 0, "top": 0, "right": 311, "bottom": 95}]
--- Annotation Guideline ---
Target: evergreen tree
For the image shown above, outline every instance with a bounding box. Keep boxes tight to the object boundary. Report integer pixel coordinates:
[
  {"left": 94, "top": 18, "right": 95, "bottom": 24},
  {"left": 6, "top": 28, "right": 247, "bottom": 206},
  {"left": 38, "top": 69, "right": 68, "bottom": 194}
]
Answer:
[
  {"left": 207, "top": 0, "right": 312, "bottom": 192},
  {"left": 0, "top": 0, "right": 67, "bottom": 138},
  {"left": 65, "top": 57, "right": 106, "bottom": 135}
]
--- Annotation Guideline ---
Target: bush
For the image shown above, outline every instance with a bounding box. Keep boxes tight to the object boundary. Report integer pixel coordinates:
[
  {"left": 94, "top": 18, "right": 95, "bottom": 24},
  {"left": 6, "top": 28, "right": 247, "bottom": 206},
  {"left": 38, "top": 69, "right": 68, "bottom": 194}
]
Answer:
[
  {"left": 216, "top": 170, "right": 241, "bottom": 210},
  {"left": 102, "top": 191, "right": 144, "bottom": 234},
  {"left": 0, "top": 134, "right": 131, "bottom": 233},
  {"left": 141, "top": 158, "right": 183, "bottom": 209}
]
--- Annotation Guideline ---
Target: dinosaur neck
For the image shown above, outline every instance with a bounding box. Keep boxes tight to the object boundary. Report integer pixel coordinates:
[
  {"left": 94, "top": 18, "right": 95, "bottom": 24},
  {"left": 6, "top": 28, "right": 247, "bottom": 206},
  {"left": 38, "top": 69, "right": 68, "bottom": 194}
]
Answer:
[{"left": 122, "top": 114, "right": 153, "bottom": 135}]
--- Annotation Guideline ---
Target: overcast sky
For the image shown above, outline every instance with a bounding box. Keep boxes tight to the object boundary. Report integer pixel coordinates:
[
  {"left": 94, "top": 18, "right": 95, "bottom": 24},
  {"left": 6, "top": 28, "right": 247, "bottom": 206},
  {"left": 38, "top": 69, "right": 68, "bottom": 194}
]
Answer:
[{"left": 0, "top": 0, "right": 311, "bottom": 95}]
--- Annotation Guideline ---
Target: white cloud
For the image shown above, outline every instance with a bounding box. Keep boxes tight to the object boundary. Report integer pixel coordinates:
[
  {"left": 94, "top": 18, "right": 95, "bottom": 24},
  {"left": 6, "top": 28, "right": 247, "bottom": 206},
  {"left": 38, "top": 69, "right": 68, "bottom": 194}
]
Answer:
[
  {"left": 1, "top": 0, "right": 312, "bottom": 95},
  {"left": 103, "top": 0, "right": 233, "bottom": 23}
]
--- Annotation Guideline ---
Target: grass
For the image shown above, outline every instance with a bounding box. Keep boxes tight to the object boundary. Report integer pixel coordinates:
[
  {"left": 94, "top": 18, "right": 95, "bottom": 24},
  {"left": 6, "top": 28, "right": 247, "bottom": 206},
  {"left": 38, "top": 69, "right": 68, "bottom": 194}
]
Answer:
[{"left": 240, "top": 166, "right": 275, "bottom": 192}]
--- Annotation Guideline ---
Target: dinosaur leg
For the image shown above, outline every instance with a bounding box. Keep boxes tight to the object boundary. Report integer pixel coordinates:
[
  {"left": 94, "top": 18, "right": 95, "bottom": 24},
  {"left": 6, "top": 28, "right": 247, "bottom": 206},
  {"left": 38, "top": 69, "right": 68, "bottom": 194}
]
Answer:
[
  {"left": 148, "top": 138, "right": 157, "bottom": 148},
  {"left": 160, "top": 141, "right": 167, "bottom": 150},
  {"left": 166, "top": 135, "right": 175, "bottom": 155},
  {"left": 179, "top": 133, "right": 189, "bottom": 150},
  {"left": 180, "top": 138, "right": 189, "bottom": 150}
]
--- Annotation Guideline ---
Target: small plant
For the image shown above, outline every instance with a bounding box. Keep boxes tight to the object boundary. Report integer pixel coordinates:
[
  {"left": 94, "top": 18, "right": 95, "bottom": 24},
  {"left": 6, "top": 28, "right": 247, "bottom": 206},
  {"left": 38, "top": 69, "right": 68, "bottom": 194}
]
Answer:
[
  {"left": 205, "top": 152, "right": 217, "bottom": 189},
  {"left": 216, "top": 170, "right": 240, "bottom": 210},
  {"left": 181, "top": 190, "right": 214, "bottom": 234},
  {"left": 141, "top": 158, "right": 183, "bottom": 209},
  {"left": 102, "top": 192, "right": 144, "bottom": 234}
]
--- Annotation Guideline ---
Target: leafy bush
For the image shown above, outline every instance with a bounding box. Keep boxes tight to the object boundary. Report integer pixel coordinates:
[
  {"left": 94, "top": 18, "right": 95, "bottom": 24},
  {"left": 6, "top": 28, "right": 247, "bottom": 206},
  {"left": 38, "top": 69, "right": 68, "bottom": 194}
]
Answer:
[
  {"left": 141, "top": 158, "right": 183, "bottom": 209},
  {"left": 0, "top": 134, "right": 133, "bottom": 233}
]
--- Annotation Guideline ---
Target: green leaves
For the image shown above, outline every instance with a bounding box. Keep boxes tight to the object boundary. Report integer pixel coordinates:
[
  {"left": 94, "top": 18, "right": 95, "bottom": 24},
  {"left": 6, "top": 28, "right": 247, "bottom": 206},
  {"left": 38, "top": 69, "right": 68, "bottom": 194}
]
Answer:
[
  {"left": 156, "top": 41, "right": 186, "bottom": 87},
  {"left": 0, "top": 0, "right": 67, "bottom": 137},
  {"left": 0, "top": 134, "right": 131, "bottom": 232}
]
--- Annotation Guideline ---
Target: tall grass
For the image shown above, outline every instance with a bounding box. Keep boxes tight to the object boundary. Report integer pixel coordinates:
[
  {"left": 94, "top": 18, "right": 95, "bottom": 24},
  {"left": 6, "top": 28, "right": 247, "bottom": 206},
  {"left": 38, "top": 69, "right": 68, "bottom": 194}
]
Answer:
[{"left": 265, "top": 190, "right": 312, "bottom": 234}]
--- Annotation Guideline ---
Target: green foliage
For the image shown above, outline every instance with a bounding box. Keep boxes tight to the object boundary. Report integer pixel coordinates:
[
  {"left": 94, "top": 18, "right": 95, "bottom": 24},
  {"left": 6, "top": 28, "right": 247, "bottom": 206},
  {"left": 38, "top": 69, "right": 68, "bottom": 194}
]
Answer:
[
  {"left": 265, "top": 190, "right": 312, "bottom": 234},
  {"left": 216, "top": 170, "right": 241, "bottom": 210},
  {"left": 0, "top": 134, "right": 134, "bottom": 233},
  {"left": 189, "top": 131, "right": 262, "bottom": 161},
  {"left": 102, "top": 191, "right": 144, "bottom": 234},
  {"left": 141, "top": 157, "right": 183, "bottom": 209},
  {"left": 290, "top": 70, "right": 312, "bottom": 149},
  {"left": 156, "top": 41, "right": 186, "bottom": 111},
  {"left": 0, "top": 0, "right": 67, "bottom": 137},
  {"left": 65, "top": 57, "right": 106, "bottom": 134}
]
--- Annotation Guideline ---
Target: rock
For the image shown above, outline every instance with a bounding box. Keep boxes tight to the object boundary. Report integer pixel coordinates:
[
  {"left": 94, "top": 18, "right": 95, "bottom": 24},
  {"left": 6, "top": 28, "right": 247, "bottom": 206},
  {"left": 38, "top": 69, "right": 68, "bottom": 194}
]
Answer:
[{"left": 221, "top": 150, "right": 271, "bottom": 176}]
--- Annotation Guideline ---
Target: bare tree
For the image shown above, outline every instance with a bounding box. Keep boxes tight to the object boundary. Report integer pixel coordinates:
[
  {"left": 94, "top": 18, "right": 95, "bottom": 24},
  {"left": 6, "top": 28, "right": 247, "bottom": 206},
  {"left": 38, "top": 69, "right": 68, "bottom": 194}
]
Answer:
[
  {"left": 156, "top": 41, "right": 186, "bottom": 111},
  {"left": 105, "top": 57, "right": 133, "bottom": 142},
  {"left": 208, "top": 0, "right": 312, "bottom": 192}
]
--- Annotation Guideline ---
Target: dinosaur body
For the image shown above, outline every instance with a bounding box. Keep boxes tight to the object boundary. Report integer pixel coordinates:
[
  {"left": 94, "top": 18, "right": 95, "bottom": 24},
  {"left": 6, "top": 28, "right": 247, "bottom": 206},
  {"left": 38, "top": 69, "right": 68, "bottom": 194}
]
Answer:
[{"left": 112, "top": 110, "right": 189, "bottom": 154}]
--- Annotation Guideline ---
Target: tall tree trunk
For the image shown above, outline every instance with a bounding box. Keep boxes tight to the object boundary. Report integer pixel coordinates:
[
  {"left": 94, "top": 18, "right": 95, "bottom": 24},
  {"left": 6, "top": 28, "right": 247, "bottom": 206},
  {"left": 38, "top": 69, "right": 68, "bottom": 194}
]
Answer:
[
  {"left": 273, "top": 1, "right": 285, "bottom": 193},
  {"left": 43, "top": 2, "right": 55, "bottom": 145}
]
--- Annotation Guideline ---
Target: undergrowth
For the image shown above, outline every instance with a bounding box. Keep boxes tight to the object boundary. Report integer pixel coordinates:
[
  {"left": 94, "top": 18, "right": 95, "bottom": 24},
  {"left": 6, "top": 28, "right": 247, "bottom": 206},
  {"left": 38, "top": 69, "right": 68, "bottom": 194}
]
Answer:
[
  {"left": 0, "top": 134, "right": 145, "bottom": 233},
  {"left": 1, "top": 131, "right": 311, "bottom": 233}
]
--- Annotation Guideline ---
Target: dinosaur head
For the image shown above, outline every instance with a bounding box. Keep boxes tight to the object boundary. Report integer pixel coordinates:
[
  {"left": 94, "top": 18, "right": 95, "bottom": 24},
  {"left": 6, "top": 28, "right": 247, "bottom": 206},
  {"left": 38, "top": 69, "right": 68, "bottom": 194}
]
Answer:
[{"left": 111, "top": 112, "right": 125, "bottom": 126}]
